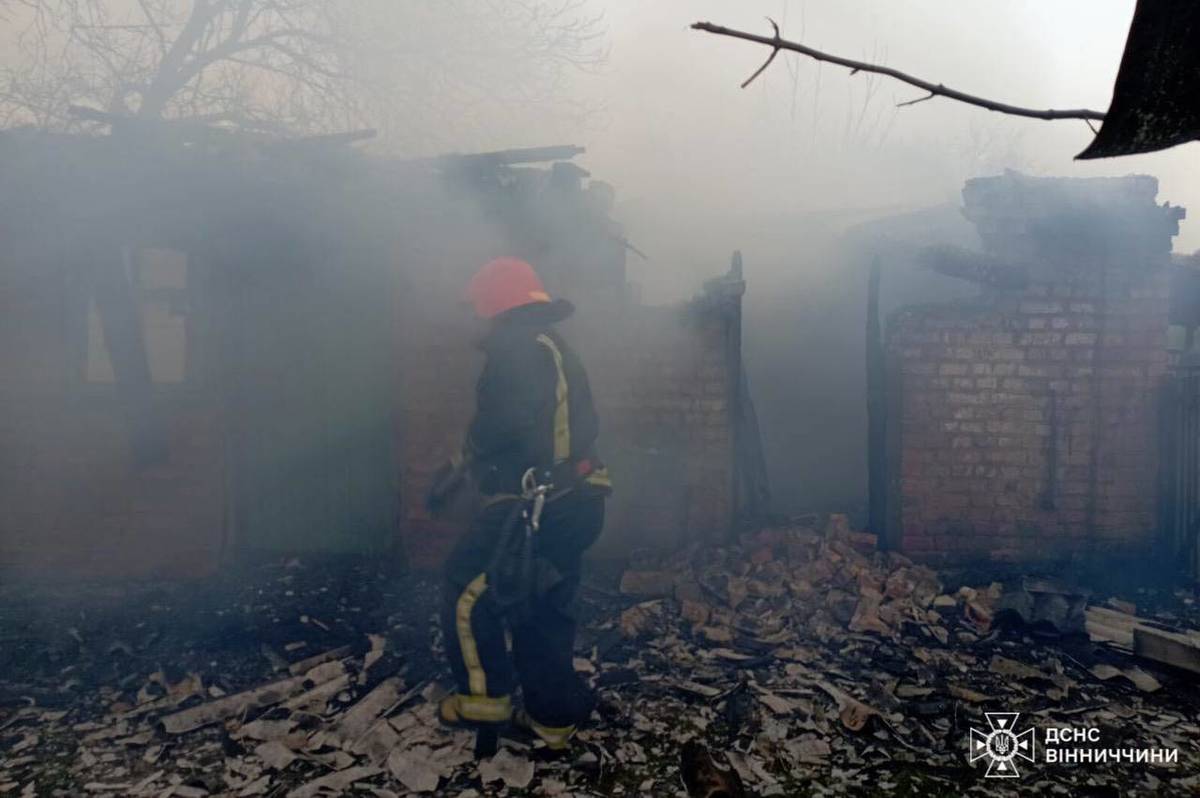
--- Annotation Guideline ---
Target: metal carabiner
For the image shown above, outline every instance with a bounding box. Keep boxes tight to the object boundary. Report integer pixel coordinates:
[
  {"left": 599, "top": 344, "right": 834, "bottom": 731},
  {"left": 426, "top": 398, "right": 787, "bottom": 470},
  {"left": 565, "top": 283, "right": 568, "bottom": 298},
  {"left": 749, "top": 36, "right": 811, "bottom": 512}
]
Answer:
[
  {"left": 520, "top": 467, "right": 552, "bottom": 533},
  {"left": 529, "top": 490, "right": 547, "bottom": 532}
]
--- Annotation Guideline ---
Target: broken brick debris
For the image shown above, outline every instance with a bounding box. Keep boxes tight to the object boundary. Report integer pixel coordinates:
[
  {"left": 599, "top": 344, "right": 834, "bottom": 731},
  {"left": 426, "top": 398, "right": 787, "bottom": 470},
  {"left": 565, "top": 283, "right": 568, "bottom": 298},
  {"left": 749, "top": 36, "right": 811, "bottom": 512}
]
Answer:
[{"left": 1, "top": 524, "right": 1199, "bottom": 796}]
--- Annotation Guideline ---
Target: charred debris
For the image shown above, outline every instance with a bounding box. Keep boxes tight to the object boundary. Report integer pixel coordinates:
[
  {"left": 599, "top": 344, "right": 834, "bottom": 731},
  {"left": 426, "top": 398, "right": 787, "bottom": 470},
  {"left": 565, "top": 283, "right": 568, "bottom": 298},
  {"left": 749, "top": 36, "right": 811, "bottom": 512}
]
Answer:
[{"left": 2, "top": 514, "right": 1199, "bottom": 796}]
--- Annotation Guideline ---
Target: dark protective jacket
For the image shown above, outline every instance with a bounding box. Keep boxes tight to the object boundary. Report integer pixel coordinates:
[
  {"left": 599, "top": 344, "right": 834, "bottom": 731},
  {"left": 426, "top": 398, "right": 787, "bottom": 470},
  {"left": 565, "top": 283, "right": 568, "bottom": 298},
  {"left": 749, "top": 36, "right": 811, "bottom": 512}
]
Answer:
[{"left": 465, "top": 301, "right": 610, "bottom": 496}]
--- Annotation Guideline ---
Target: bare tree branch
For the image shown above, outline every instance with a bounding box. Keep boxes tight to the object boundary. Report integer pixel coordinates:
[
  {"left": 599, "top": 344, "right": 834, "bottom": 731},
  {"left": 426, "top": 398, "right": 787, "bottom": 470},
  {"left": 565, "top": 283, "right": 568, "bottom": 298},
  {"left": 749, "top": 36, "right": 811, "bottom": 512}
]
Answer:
[
  {"left": 138, "top": 0, "right": 222, "bottom": 117},
  {"left": 2, "top": 0, "right": 608, "bottom": 144},
  {"left": 691, "top": 20, "right": 1107, "bottom": 123},
  {"left": 739, "top": 17, "right": 780, "bottom": 89},
  {"left": 135, "top": 0, "right": 170, "bottom": 56},
  {"left": 896, "top": 91, "right": 935, "bottom": 108}
]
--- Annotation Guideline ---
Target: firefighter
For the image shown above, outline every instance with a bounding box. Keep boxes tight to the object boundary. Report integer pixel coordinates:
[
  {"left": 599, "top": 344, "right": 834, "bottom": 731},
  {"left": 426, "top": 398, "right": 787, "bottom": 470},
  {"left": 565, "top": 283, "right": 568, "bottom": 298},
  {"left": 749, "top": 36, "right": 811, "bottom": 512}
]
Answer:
[{"left": 428, "top": 256, "right": 611, "bottom": 750}]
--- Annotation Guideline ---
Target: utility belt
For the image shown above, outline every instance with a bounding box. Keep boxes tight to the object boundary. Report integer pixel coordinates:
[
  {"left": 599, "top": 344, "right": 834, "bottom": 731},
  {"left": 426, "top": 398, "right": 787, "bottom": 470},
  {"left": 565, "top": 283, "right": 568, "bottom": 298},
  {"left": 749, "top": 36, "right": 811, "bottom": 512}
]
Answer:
[
  {"left": 540, "top": 456, "right": 612, "bottom": 498},
  {"left": 478, "top": 455, "right": 611, "bottom": 502}
]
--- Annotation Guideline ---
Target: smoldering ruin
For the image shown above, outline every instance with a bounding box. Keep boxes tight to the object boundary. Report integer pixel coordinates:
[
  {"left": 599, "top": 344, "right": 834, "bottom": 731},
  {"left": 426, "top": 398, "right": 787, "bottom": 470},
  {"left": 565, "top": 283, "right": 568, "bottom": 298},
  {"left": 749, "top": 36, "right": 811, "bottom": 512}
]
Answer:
[{"left": 2, "top": 2, "right": 1200, "bottom": 797}]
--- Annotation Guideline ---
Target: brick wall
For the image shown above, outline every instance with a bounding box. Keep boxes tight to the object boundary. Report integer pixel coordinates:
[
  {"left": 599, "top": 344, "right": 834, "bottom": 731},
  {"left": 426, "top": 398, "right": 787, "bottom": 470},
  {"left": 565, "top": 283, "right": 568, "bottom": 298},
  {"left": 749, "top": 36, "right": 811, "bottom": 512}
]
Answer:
[
  {"left": 394, "top": 309, "right": 479, "bottom": 570},
  {"left": 887, "top": 174, "right": 1180, "bottom": 564},
  {"left": 395, "top": 284, "right": 738, "bottom": 568},
  {"left": 581, "top": 298, "right": 735, "bottom": 557}
]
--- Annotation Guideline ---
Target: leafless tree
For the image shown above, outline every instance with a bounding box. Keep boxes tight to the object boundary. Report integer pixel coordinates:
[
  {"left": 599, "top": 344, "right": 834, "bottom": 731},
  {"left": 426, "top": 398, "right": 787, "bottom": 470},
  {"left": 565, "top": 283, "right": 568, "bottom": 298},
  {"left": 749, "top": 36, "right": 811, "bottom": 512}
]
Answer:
[
  {"left": 346, "top": 0, "right": 607, "bottom": 151},
  {"left": 839, "top": 42, "right": 897, "bottom": 152},
  {"left": 0, "top": 0, "right": 607, "bottom": 141},
  {"left": 953, "top": 117, "right": 1037, "bottom": 178},
  {"left": 0, "top": 0, "right": 363, "bottom": 132}
]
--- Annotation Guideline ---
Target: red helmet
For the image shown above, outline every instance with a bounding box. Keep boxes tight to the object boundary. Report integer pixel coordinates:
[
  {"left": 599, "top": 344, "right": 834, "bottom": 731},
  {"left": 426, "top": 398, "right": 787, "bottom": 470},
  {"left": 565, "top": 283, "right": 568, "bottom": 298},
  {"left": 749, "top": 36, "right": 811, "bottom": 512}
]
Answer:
[{"left": 466, "top": 257, "right": 551, "bottom": 319}]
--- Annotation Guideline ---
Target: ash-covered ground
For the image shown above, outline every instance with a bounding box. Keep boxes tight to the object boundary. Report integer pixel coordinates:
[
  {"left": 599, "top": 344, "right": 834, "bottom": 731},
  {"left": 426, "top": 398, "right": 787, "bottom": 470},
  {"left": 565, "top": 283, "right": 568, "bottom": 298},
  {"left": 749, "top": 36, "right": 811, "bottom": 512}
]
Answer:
[{"left": 1, "top": 522, "right": 1199, "bottom": 797}]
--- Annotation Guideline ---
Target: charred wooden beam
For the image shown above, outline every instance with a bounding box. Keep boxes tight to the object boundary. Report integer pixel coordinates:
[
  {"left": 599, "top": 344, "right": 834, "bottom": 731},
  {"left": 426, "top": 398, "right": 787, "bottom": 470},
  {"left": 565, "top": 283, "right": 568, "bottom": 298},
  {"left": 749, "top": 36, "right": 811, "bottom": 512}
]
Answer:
[
  {"left": 917, "top": 245, "right": 1029, "bottom": 290},
  {"left": 433, "top": 144, "right": 586, "bottom": 169},
  {"left": 866, "top": 258, "right": 887, "bottom": 545},
  {"left": 266, "top": 129, "right": 378, "bottom": 150}
]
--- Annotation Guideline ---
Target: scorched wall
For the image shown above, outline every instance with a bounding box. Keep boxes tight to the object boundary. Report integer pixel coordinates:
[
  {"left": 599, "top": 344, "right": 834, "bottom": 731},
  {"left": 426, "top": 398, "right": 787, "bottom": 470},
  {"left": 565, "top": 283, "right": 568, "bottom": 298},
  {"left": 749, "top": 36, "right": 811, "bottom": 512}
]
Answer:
[{"left": 888, "top": 173, "right": 1182, "bottom": 564}]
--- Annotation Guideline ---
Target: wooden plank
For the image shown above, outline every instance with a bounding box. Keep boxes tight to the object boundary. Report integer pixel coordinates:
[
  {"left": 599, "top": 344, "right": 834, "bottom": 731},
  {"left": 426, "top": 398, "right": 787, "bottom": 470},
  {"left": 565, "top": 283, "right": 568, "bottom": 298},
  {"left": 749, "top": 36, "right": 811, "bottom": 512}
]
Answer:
[
  {"left": 160, "top": 674, "right": 308, "bottom": 734},
  {"left": 329, "top": 676, "right": 404, "bottom": 749},
  {"left": 282, "top": 674, "right": 350, "bottom": 712},
  {"left": 1085, "top": 616, "right": 1134, "bottom": 649},
  {"left": 287, "top": 646, "right": 353, "bottom": 676},
  {"left": 1086, "top": 606, "right": 1139, "bottom": 629},
  {"left": 1133, "top": 627, "right": 1200, "bottom": 676},
  {"left": 1087, "top": 606, "right": 1184, "bottom": 636},
  {"left": 432, "top": 144, "right": 585, "bottom": 168}
]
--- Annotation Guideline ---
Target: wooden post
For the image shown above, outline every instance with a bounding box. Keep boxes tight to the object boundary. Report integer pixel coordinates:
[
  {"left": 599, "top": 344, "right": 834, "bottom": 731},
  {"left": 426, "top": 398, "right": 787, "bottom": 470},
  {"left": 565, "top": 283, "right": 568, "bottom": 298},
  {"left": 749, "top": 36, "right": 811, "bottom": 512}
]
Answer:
[
  {"left": 726, "top": 251, "right": 744, "bottom": 539},
  {"left": 866, "top": 259, "right": 887, "bottom": 546}
]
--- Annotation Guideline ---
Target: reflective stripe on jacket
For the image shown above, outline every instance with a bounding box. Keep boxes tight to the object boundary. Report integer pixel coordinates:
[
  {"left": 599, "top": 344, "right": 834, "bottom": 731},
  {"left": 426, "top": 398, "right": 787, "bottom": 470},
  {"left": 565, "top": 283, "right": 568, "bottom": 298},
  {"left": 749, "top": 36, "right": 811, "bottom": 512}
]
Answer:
[{"left": 465, "top": 304, "right": 609, "bottom": 496}]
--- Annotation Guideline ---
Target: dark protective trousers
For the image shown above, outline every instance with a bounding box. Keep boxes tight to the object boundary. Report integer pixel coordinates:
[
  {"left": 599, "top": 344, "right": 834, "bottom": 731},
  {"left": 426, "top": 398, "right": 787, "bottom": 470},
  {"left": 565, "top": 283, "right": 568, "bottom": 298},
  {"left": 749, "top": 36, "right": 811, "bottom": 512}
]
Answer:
[{"left": 441, "top": 491, "right": 604, "bottom": 728}]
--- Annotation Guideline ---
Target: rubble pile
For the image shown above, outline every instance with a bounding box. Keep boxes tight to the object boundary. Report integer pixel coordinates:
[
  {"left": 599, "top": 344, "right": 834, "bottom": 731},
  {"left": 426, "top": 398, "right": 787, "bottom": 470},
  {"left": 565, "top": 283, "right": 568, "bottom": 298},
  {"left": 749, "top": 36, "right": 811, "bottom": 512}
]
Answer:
[
  {"left": 0, "top": 626, "right": 559, "bottom": 796},
  {"left": 0, "top": 561, "right": 664, "bottom": 796},
  {"left": 600, "top": 515, "right": 1200, "bottom": 795},
  {"left": 0, "top": 560, "right": 457, "bottom": 797},
  {"left": 1, "top": 521, "right": 1198, "bottom": 796}
]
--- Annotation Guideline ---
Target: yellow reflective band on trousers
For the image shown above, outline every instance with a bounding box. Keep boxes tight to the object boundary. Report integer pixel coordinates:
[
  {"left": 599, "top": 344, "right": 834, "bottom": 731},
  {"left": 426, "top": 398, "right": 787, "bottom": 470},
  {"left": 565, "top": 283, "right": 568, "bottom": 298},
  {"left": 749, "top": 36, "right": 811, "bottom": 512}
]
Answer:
[
  {"left": 441, "top": 693, "right": 513, "bottom": 724},
  {"left": 536, "top": 334, "right": 571, "bottom": 463},
  {"left": 516, "top": 709, "right": 576, "bottom": 750},
  {"left": 455, "top": 573, "right": 490, "bottom": 696},
  {"left": 530, "top": 720, "right": 575, "bottom": 750}
]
